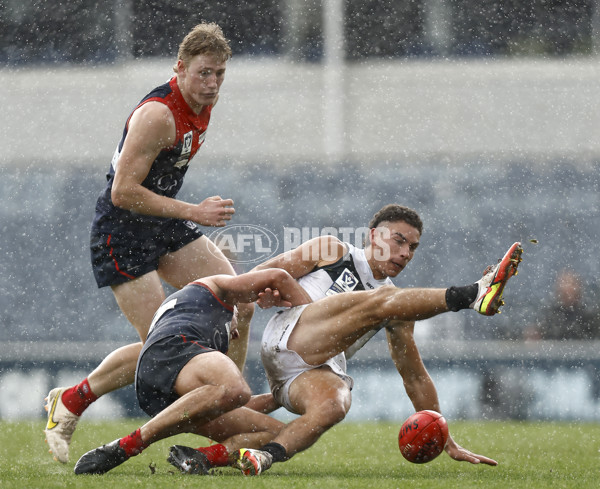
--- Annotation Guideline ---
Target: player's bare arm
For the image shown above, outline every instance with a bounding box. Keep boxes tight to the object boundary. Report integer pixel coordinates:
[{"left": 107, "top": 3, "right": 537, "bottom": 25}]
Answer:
[
  {"left": 252, "top": 236, "right": 347, "bottom": 278},
  {"left": 386, "top": 323, "right": 442, "bottom": 413},
  {"left": 111, "top": 102, "right": 234, "bottom": 226},
  {"left": 387, "top": 324, "right": 498, "bottom": 466},
  {"left": 205, "top": 269, "right": 312, "bottom": 308},
  {"left": 111, "top": 101, "right": 175, "bottom": 212}
]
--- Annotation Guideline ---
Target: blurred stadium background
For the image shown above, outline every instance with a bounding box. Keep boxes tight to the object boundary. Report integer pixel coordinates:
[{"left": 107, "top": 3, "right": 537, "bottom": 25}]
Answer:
[{"left": 1, "top": 0, "right": 600, "bottom": 421}]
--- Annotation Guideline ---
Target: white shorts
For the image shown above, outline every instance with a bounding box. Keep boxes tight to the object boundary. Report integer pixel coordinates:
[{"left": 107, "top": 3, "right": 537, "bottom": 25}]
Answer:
[{"left": 261, "top": 305, "right": 354, "bottom": 414}]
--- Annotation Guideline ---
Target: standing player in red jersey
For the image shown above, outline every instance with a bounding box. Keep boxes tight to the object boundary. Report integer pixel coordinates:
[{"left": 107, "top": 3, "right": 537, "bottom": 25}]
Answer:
[{"left": 43, "top": 23, "right": 254, "bottom": 464}]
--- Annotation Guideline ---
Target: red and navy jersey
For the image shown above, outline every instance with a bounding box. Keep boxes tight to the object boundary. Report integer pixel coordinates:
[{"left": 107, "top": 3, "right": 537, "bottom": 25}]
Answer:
[
  {"left": 92, "top": 76, "right": 212, "bottom": 236},
  {"left": 142, "top": 281, "right": 234, "bottom": 355}
]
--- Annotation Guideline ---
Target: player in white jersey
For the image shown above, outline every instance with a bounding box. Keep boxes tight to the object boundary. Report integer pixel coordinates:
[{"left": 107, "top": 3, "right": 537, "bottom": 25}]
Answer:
[
  {"left": 261, "top": 241, "right": 392, "bottom": 411},
  {"left": 168, "top": 205, "right": 522, "bottom": 476},
  {"left": 256, "top": 205, "right": 421, "bottom": 413}
]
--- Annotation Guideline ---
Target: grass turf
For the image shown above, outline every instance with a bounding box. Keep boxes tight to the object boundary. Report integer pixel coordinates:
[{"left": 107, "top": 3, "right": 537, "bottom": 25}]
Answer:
[{"left": 1, "top": 419, "right": 598, "bottom": 488}]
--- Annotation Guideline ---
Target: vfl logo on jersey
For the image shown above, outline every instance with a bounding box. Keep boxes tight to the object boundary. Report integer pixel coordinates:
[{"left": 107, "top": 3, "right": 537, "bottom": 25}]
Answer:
[
  {"left": 325, "top": 268, "right": 359, "bottom": 296},
  {"left": 175, "top": 131, "right": 194, "bottom": 168}
]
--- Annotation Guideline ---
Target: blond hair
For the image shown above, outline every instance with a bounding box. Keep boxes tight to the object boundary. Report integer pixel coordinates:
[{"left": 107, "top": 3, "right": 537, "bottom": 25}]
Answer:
[{"left": 173, "top": 23, "right": 232, "bottom": 72}]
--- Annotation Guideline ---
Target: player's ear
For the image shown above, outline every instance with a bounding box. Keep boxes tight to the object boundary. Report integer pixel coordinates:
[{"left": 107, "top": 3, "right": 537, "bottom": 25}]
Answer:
[
  {"left": 369, "top": 227, "right": 381, "bottom": 246},
  {"left": 367, "top": 227, "right": 375, "bottom": 245},
  {"left": 176, "top": 59, "right": 187, "bottom": 75}
]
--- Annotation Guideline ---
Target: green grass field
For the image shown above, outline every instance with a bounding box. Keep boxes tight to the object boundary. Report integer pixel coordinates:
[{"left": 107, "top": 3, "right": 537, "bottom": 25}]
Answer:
[{"left": 1, "top": 419, "right": 598, "bottom": 489}]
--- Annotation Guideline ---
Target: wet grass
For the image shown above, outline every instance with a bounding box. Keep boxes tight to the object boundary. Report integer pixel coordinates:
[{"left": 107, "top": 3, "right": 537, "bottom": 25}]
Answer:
[{"left": 1, "top": 419, "right": 598, "bottom": 488}]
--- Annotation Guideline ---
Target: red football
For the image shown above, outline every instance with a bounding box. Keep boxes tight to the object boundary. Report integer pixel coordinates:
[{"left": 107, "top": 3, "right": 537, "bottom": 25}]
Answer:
[{"left": 398, "top": 410, "right": 449, "bottom": 464}]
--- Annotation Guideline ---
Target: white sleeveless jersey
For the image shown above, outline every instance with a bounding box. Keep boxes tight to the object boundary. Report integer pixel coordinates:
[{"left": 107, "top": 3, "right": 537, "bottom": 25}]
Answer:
[{"left": 298, "top": 243, "right": 390, "bottom": 299}]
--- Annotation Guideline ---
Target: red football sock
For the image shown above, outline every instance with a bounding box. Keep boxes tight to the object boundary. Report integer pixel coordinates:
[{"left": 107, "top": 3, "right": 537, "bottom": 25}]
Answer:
[
  {"left": 119, "top": 429, "right": 148, "bottom": 457},
  {"left": 197, "top": 444, "right": 230, "bottom": 467},
  {"left": 61, "top": 378, "right": 99, "bottom": 416}
]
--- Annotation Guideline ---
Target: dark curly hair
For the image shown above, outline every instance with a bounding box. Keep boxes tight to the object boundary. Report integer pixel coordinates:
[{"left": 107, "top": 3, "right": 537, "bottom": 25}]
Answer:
[{"left": 368, "top": 204, "right": 423, "bottom": 235}]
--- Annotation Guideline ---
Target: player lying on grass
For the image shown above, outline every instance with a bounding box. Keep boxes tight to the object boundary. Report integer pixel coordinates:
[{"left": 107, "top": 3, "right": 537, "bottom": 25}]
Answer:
[
  {"left": 73, "top": 268, "right": 311, "bottom": 475},
  {"left": 168, "top": 205, "right": 522, "bottom": 476},
  {"left": 74, "top": 231, "right": 522, "bottom": 474}
]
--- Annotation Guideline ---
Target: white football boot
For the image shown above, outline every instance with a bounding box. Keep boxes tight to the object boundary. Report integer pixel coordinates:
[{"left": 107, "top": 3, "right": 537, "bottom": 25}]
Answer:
[
  {"left": 235, "top": 448, "right": 273, "bottom": 476},
  {"left": 44, "top": 387, "right": 80, "bottom": 463}
]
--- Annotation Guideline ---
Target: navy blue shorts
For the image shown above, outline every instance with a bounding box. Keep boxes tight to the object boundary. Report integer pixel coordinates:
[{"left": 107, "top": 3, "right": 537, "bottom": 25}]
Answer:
[
  {"left": 90, "top": 219, "right": 203, "bottom": 288},
  {"left": 135, "top": 335, "right": 219, "bottom": 417}
]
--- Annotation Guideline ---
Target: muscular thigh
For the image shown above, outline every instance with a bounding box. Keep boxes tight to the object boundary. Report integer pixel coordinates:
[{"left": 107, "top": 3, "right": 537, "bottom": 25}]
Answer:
[
  {"left": 173, "top": 350, "right": 243, "bottom": 397},
  {"left": 111, "top": 272, "right": 166, "bottom": 340},
  {"left": 159, "top": 235, "right": 235, "bottom": 288},
  {"left": 288, "top": 367, "right": 352, "bottom": 415},
  {"left": 288, "top": 289, "right": 386, "bottom": 365},
  {"left": 298, "top": 289, "right": 383, "bottom": 330}
]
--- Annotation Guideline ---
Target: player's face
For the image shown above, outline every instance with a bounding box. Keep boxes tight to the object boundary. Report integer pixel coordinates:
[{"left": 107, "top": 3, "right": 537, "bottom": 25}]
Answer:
[
  {"left": 177, "top": 54, "right": 226, "bottom": 112},
  {"left": 367, "top": 221, "right": 420, "bottom": 280}
]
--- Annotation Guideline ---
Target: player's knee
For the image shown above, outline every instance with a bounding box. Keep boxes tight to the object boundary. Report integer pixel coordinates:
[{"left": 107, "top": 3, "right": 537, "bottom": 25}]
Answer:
[
  {"left": 315, "top": 398, "right": 348, "bottom": 427},
  {"left": 220, "top": 379, "right": 252, "bottom": 410}
]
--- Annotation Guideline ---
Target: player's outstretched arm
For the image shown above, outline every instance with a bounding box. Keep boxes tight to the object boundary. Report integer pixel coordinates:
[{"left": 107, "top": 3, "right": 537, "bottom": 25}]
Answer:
[
  {"left": 444, "top": 436, "right": 498, "bottom": 466},
  {"left": 386, "top": 323, "right": 442, "bottom": 411},
  {"left": 388, "top": 325, "right": 498, "bottom": 467},
  {"left": 208, "top": 269, "right": 312, "bottom": 307}
]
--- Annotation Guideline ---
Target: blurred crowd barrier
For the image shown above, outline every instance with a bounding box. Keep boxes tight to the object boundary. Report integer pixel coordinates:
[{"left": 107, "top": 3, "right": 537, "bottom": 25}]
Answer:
[{"left": 2, "top": 338, "right": 600, "bottom": 421}]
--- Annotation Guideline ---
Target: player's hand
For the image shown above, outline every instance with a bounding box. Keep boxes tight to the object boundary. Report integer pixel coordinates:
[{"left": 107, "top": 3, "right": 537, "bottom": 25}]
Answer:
[
  {"left": 194, "top": 195, "right": 235, "bottom": 227},
  {"left": 256, "top": 288, "right": 292, "bottom": 309},
  {"left": 444, "top": 437, "right": 498, "bottom": 466}
]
